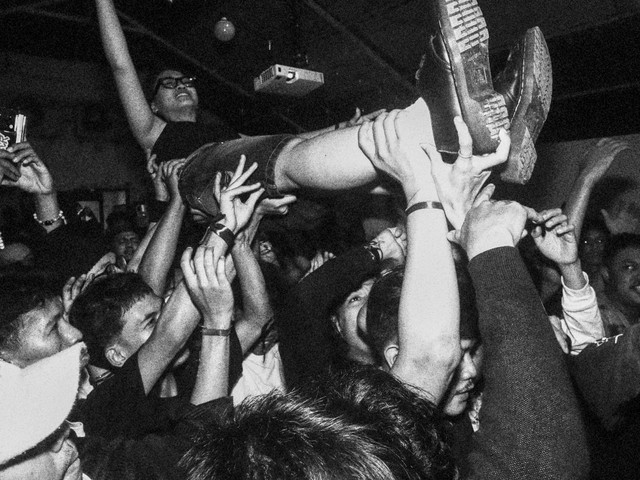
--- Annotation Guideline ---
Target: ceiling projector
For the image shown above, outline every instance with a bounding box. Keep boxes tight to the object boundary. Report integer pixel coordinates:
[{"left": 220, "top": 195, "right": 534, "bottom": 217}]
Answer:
[{"left": 254, "top": 64, "right": 324, "bottom": 97}]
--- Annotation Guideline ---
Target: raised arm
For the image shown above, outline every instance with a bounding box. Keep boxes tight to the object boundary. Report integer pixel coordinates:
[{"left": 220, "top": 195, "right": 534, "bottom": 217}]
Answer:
[
  {"left": 137, "top": 159, "right": 187, "bottom": 295},
  {"left": 230, "top": 228, "right": 274, "bottom": 354},
  {"left": 137, "top": 156, "right": 263, "bottom": 393},
  {"left": 564, "top": 138, "right": 629, "bottom": 240},
  {"left": 357, "top": 111, "right": 505, "bottom": 403},
  {"left": 455, "top": 200, "right": 589, "bottom": 479},
  {"left": 1, "top": 142, "right": 62, "bottom": 234},
  {"left": 95, "top": 0, "right": 164, "bottom": 150},
  {"left": 182, "top": 244, "right": 233, "bottom": 405}
]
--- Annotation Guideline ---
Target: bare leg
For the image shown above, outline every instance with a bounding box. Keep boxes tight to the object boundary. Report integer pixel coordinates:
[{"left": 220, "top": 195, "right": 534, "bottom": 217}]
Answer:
[{"left": 274, "top": 98, "right": 434, "bottom": 192}]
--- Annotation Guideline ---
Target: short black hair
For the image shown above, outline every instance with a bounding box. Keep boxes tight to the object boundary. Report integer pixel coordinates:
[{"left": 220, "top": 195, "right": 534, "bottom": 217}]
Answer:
[
  {"left": 182, "top": 366, "right": 457, "bottom": 480},
  {"left": 366, "top": 263, "right": 479, "bottom": 366},
  {"left": 603, "top": 233, "right": 640, "bottom": 269},
  {"left": 304, "top": 366, "right": 457, "bottom": 480},
  {"left": 69, "top": 272, "right": 154, "bottom": 370},
  {"left": 0, "top": 271, "right": 59, "bottom": 354}
]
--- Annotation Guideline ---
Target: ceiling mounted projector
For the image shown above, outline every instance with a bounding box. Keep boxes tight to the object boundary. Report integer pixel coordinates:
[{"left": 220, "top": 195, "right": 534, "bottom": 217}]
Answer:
[{"left": 254, "top": 64, "right": 324, "bottom": 97}]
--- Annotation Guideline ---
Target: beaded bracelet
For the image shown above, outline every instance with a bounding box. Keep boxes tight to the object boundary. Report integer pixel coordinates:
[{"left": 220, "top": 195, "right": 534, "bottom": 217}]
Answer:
[{"left": 33, "top": 210, "right": 67, "bottom": 226}]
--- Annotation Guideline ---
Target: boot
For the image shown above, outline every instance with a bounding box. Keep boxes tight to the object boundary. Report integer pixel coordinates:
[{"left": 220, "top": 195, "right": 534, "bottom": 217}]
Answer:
[
  {"left": 494, "top": 26, "right": 552, "bottom": 184},
  {"left": 416, "top": 0, "right": 509, "bottom": 156}
]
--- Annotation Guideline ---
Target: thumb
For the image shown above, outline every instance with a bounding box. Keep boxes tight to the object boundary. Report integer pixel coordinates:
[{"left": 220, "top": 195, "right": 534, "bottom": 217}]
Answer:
[
  {"left": 447, "top": 229, "right": 461, "bottom": 245},
  {"left": 474, "top": 183, "right": 495, "bottom": 206}
]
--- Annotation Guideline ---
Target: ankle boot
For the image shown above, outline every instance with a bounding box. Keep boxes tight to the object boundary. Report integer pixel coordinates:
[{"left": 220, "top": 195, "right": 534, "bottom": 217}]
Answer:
[
  {"left": 493, "top": 26, "right": 552, "bottom": 184},
  {"left": 416, "top": 0, "right": 509, "bottom": 156}
]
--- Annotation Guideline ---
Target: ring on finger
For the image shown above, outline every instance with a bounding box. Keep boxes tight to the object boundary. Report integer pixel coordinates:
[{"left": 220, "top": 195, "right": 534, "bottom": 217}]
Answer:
[{"left": 458, "top": 150, "right": 473, "bottom": 159}]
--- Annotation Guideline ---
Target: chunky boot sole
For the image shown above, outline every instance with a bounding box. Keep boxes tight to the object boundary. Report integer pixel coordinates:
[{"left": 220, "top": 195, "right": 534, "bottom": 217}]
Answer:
[
  {"left": 500, "top": 26, "right": 552, "bottom": 184},
  {"left": 418, "top": 0, "right": 509, "bottom": 155}
]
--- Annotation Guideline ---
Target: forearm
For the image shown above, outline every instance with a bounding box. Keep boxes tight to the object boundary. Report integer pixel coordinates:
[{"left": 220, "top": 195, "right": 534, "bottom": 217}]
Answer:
[
  {"left": 95, "top": 0, "right": 135, "bottom": 72},
  {"left": 231, "top": 241, "right": 273, "bottom": 353},
  {"left": 559, "top": 270, "right": 605, "bottom": 354},
  {"left": 468, "top": 247, "right": 588, "bottom": 479},
  {"left": 564, "top": 174, "right": 597, "bottom": 241},
  {"left": 190, "top": 335, "right": 230, "bottom": 405},
  {"left": 138, "top": 199, "right": 186, "bottom": 295},
  {"left": 34, "top": 192, "right": 64, "bottom": 234},
  {"left": 558, "top": 260, "right": 586, "bottom": 290},
  {"left": 138, "top": 281, "right": 200, "bottom": 394},
  {"left": 393, "top": 206, "right": 460, "bottom": 401}
]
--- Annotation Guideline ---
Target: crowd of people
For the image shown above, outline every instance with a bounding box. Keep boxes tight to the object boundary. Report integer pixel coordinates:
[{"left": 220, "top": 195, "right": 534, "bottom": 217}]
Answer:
[{"left": 1, "top": 0, "right": 639, "bottom": 479}]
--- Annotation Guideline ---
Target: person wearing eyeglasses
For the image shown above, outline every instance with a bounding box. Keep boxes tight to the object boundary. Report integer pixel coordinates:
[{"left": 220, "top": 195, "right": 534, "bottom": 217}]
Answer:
[{"left": 96, "top": 0, "right": 546, "bottom": 227}]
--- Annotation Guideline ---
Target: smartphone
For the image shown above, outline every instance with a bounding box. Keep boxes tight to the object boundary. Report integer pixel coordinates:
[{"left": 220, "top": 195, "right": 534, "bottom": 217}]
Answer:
[{"left": 0, "top": 108, "right": 27, "bottom": 150}]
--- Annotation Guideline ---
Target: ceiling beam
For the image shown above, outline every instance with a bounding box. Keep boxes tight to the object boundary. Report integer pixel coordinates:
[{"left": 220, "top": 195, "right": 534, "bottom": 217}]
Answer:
[{"left": 0, "top": 0, "right": 71, "bottom": 17}]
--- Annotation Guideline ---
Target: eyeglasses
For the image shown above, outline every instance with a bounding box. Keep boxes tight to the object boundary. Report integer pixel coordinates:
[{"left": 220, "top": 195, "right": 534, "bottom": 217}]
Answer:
[{"left": 153, "top": 76, "right": 196, "bottom": 95}]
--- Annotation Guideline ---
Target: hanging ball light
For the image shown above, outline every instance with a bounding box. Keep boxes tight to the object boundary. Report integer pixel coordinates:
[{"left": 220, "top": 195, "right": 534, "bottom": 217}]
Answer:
[{"left": 214, "top": 17, "right": 236, "bottom": 42}]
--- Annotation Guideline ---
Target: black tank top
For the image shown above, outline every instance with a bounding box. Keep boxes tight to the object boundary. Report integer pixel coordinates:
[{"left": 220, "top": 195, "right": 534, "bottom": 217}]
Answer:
[{"left": 151, "top": 120, "right": 239, "bottom": 164}]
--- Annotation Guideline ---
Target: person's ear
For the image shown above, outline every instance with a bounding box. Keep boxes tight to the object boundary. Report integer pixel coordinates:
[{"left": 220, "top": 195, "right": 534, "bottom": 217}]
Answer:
[
  {"left": 331, "top": 314, "right": 343, "bottom": 338},
  {"left": 105, "top": 345, "right": 127, "bottom": 368},
  {"left": 383, "top": 344, "right": 399, "bottom": 370}
]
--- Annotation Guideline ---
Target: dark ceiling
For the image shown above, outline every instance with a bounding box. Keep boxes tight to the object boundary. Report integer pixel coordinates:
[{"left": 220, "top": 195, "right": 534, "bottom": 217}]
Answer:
[{"left": 1, "top": 0, "right": 639, "bottom": 141}]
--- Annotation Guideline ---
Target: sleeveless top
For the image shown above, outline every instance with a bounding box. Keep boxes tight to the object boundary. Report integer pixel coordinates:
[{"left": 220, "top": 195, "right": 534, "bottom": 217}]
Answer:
[{"left": 150, "top": 120, "right": 239, "bottom": 164}]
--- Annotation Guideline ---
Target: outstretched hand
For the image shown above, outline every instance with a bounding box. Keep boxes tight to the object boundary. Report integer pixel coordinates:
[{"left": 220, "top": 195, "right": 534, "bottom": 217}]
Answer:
[
  {"left": 181, "top": 245, "right": 234, "bottom": 326},
  {"left": 214, "top": 155, "right": 264, "bottom": 233},
  {"left": 449, "top": 198, "right": 542, "bottom": 260},
  {"left": 428, "top": 117, "right": 509, "bottom": 230},
  {"left": 601, "top": 199, "right": 640, "bottom": 235},
  {"left": 580, "top": 137, "right": 630, "bottom": 182},
  {"left": 531, "top": 209, "right": 578, "bottom": 266},
  {"left": 161, "top": 158, "right": 187, "bottom": 203},
  {"left": 0, "top": 143, "right": 54, "bottom": 194},
  {"left": 147, "top": 153, "right": 169, "bottom": 201},
  {"left": 358, "top": 109, "right": 434, "bottom": 201}
]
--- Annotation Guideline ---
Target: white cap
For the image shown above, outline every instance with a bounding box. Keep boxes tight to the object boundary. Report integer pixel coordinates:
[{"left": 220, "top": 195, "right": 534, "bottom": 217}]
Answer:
[{"left": 0, "top": 342, "right": 85, "bottom": 465}]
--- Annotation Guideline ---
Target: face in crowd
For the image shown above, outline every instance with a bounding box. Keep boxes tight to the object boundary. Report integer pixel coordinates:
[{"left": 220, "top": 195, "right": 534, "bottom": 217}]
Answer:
[
  {"left": 0, "top": 296, "right": 84, "bottom": 368},
  {"left": 1, "top": 425, "right": 82, "bottom": 480},
  {"left": 604, "top": 245, "right": 640, "bottom": 314},
  {"left": 150, "top": 69, "right": 199, "bottom": 120},
  {"left": 111, "top": 230, "right": 140, "bottom": 263}
]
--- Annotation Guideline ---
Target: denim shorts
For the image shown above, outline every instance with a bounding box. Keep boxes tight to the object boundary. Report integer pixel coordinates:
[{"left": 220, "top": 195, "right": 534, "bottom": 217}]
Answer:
[{"left": 178, "top": 134, "right": 297, "bottom": 217}]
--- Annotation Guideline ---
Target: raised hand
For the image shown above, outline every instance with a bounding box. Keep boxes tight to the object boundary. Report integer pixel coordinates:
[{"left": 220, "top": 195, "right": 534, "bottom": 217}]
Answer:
[
  {"left": 147, "top": 153, "right": 169, "bottom": 201},
  {"left": 531, "top": 209, "right": 578, "bottom": 266},
  {"left": 213, "top": 155, "right": 264, "bottom": 233},
  {"left": 255, "top": 194, "right": 297, "bottom": 217},
  {"left": 181, "top": 245, "right": 234, "bottom": 326},
  {"left": 301, "top": 250, "right": 336, "bottom": 279},
  {"left": 427, "top": 117, "right": 510, "bottom": 230},
  {"left": 160, "top": 158, "right": 187, "bottom": 203},
  {"left": 1, "top": 143, "right": 54, "bottom": 194},
  {"left": 601, "top": 199, "right": 640, "bottom": 235},
  {"left": 358, "top": 109, "right": 434, "bottom": 201},
  {"left": 62, "top": 274, "right": 93, "bottom": 318},
  {"left": 372, "top": 225, "right": 407, "bottom": 268},
  {"left": 580, "top": 137, "right": 630, "bottom": 183},
  {"left": 451, "top": 199, "right": 542, "bottom": 260}
]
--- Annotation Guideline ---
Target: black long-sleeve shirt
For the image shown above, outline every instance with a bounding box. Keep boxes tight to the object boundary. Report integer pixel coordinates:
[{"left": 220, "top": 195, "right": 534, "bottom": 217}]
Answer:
[{"left": 467, "top": 247, "right": 589, "bottom": 480}]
